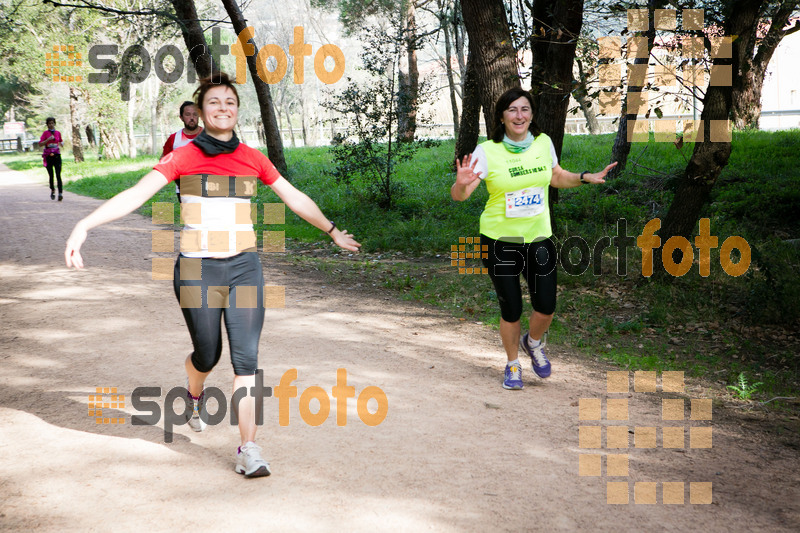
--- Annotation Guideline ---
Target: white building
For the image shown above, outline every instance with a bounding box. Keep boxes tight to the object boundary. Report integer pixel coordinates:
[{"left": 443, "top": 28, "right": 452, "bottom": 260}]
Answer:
[{"left": 759, "top": 24, "right": 800, "bottom": 130}]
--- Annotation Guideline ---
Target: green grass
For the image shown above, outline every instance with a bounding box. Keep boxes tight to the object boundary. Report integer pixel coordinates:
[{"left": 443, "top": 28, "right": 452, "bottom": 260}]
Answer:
[{"left": 4, "top": 129, "right": 798, "bottom": 408}]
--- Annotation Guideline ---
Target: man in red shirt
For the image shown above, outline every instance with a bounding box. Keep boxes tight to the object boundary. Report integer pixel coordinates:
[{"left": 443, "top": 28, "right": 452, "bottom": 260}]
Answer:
[
  {"left": 161, "top": 101, "right": 202, "bottom": 157},
  {"left": 163, "top": 101, "right": 202, "bottom": 200}
]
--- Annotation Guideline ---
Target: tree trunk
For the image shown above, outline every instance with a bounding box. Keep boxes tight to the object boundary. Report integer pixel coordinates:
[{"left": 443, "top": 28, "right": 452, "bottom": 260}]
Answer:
[
  {"left": 127, "top": 93, "right": 137, "bottom": 158},
  {"left": 169, "top": 0, "right": 216, "bottom": 78},
  {"left": 460, "top": 0, "right": 520, "bottom": 137},
  {"left": 573, "top": 59, "right": 600, "bottom": 134},
  {"left": 285, "top": 106, "right": 296, "bottom": 148},
  {"left": 607, "top": 0, "right": 661, "bottom": 179},
  {"left": 301, "top": 105, "right": 309, "bottom": 147},
  {"left": 442, "top": 5, "right": 460, "bottom": 138},
  {"left": 453, "top": 0, "right": 466, "bottom": 81},
  {"left": 149, "top": 76, "right": 158, "bottom": 155},
  {"left": 85, "top": 125, "right": 96, "bottom": 147},
  {"left": 731, "top": 1, "right": 800, "bottom": 130},
  {"left": 257, "top": 121, "right": 266, "bottom": 147},
  {"left": 454, "top": 51, "right": 481, "bottom": 159},
  {"left": 68, "top": 86, "right": 84, "bottom": 163},
  {"left": 299, "top": 84, "right": 309, "bottom": 147},
  {"left": 220, "top": 0, "right": 287, "bottom": 174},
  {"left": 529, "top": 0, "right": 584, "bottom": 159},
  {"left": 732, "top": 69, "right": 766, "bottom": 130},
  {"left": 398, "top": 0, "right": 419, "bottom": 142},
  {"left": 658, "top": 0, "right": 764, "bottom": 274},
  {"left": 528, "top": 0, "right": 584, "bottom": 230},
  {"left": 100, "top": 128, "right": 121, "bottom": 160}
]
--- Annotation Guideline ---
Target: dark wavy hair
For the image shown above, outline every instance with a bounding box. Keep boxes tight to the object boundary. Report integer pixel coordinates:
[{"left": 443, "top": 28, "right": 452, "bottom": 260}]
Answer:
[
  {"left": 193, "top": 72, "right": 239, "bottom": 110},
  {"left": 490, "top": 87, "right": 541, "bottom": 143}
]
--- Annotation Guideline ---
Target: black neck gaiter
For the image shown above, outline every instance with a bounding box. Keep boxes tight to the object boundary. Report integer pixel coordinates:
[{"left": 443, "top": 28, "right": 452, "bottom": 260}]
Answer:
[{"left": 193, "top": 128, "right": 240, "bottom": 155}]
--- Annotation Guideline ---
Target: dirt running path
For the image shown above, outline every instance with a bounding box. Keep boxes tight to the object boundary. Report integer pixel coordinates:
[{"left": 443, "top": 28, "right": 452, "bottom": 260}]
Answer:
[{"left": 1, "top": 165, "right": 798, "bottom": 532}]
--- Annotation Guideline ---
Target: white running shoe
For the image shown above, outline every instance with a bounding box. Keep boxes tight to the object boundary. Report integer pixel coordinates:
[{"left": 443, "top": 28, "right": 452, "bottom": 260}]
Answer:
[
  {"left": 235, "top": 442, "right": 271, "bottom": 478},
  {"left": 186, "top": 380, "right": 206, "bottom": 432}
]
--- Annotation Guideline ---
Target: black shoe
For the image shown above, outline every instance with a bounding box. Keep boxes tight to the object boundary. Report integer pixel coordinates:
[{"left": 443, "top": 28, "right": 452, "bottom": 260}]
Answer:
[
  {"left": 50, "top": 190, "right": 55, "bottom": 200},
  {"left": 58, "top": 194, "right": 63, "bottom": 201}
]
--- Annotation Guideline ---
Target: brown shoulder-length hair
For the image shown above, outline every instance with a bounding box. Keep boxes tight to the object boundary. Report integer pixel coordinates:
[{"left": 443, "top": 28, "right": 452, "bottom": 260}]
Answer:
[
  {"left": 193, "top": 72, "right": 239, "bottom": 110},
  {"left": 490, "top": 87, "right": 542, "bottom": 143}
]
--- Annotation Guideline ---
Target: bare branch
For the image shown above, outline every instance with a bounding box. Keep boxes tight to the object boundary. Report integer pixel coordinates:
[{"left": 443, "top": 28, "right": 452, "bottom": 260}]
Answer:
[{"left": 40, "top": 0, "right": 224, "bottom": 25}]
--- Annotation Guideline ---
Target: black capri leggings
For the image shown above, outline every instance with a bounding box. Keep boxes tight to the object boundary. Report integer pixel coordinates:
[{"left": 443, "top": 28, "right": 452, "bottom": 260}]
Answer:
[
  {"left": 173, "top": 252, "right": 265, "bottom": 376},
  {"left": 46, "top": 153, "right": 62, "bottom": 193},
  {"left": 481, "top": 234, "right": 557, "bottom": 322}
]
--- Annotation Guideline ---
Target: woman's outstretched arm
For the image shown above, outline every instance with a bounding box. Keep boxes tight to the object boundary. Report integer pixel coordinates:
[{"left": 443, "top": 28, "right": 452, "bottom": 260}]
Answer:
[
  {"left": 268, "top": 176, "right": 361, "bottom": 252},
  {"left": 65, "top": 170, "right": 169, "bottom": 268}
]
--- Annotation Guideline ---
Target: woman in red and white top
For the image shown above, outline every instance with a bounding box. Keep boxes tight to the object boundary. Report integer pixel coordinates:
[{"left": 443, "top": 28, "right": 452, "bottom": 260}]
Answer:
[{"left": 65, "top": 72, "right": 360, "bottom": 478}]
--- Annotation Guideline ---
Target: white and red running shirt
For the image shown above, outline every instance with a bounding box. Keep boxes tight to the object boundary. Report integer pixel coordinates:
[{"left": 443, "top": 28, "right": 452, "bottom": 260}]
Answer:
[
  {"left": 154, "top": 143, "right": 281, "bottom": 258},
  {"left": 161, "top": 129, "right": 201, "bottom": 157}
]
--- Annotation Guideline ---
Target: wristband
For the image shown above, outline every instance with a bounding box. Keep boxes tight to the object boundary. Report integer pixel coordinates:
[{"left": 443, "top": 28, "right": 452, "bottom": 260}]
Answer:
[
  {"left": 580, "top": 171, "right": 588, "bottom": 184},
  {"left": 326, "top": 221, "right": 336, "bottom": 234}
]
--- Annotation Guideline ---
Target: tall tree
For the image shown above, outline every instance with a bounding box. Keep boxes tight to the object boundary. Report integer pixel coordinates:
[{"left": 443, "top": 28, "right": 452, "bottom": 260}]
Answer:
[
  {"left": 527, "top": 0, "right": 584, "bottom": 229},
  {"left": 220, "top": 0, "right": 287, "bottom": 174},
  {"left": 314, "top": 0, "right": 422, "bottom": 141},
  {"left": 731, "top": 0, "right": 800, "bottom": 129},
  {"left": 169, "top": 0, "right": 216, "bottom": 77},
  {"left": 573, "top": 56, "right": 601, "bottom": 134},
  {"left": 68, "top": 86, "right": 84, "bottom": 162},
  {"left": 454, "top": 51, "right": 481, "bottom": 158},
  {"left": 459, "top": 0, "right": 520, "bottom": 150},
  {"left": 398, "top": 0, "right": 420, "bottom": 141},
  {"left": 528, "top": 0, "right": 585, "bottom": 159},
  {"left": 439, "top": 0, "right": 461, "bottom": 138},
  {"left": 658, "top": 0, "right": 764, "bottom": 263},
  {"left": 607, "top": 0, "right": 663, "bottom": 179}
]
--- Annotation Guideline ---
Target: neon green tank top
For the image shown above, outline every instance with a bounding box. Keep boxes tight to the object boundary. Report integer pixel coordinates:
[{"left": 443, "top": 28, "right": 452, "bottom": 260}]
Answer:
[{"left": 479, "top": 134, "right": 553, "bottom": 243}]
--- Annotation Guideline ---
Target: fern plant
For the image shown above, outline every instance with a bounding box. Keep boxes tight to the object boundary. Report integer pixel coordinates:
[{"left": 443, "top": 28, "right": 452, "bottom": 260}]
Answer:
[{"left": 727, "top": 372, "right": 763, "bottom": 400}]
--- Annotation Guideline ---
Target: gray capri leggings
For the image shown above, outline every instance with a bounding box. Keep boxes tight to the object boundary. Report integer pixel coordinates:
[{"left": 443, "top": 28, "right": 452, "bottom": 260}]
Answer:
[{"left": 173, "top": 252, "right": 265, "bottom": 376}]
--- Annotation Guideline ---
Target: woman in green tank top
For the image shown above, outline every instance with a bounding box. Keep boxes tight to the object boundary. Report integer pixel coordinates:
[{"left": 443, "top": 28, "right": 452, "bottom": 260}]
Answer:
[{"left": 451, "top": 88, "right": 616, "bottom": 390}]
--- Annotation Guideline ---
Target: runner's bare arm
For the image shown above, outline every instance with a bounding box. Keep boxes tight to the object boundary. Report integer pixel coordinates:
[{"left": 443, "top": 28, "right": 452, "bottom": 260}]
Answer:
[
  {"left": 65, "top": 170, "right": 169, "bottom": 269},
  {"left": 268, "top": 176, "right": 361, "bottom": 253},
  {"left": 550, "top": 162, "right": 617, "bottom": 188}
]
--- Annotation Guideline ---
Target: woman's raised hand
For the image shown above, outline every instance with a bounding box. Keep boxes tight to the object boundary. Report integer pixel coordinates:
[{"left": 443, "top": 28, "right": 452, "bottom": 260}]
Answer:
[{"left": 455, "top": 154, "right": 483, "bottom": 186}]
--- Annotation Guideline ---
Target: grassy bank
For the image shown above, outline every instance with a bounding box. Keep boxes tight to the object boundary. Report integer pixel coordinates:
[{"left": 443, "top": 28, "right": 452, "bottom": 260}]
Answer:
[{"left": 5, "top": 130, "right": 798, "bottom": 408}]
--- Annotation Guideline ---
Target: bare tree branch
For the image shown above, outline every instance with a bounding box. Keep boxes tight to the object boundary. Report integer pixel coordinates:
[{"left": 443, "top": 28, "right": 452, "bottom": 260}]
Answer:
[{"left": 40, "top": 0, "right": 224, "bottom": 25}]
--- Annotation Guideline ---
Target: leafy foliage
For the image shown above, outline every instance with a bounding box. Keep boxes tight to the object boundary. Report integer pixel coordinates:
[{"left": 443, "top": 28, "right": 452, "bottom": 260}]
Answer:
[
  {"left": 310, "top": 0, "right": 399, "bottom": 34},
  {"left": 322, "top": 18, "right": 437, "bottom": 209}
]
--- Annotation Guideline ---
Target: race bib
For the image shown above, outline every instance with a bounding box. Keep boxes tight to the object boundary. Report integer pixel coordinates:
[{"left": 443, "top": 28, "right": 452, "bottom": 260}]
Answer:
[{"left": 505, "top": 187, "right": 545, "bottom": 218}]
